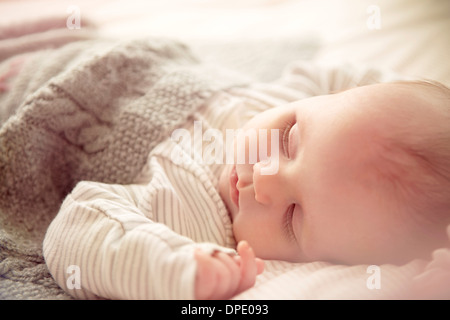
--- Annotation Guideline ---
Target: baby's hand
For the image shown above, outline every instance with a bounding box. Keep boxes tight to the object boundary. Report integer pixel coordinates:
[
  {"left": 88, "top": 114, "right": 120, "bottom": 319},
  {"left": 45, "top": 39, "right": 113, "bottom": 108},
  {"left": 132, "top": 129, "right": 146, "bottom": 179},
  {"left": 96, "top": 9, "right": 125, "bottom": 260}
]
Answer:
[{"left": 194, "top": 241, "right": 264, "bottom": 300}]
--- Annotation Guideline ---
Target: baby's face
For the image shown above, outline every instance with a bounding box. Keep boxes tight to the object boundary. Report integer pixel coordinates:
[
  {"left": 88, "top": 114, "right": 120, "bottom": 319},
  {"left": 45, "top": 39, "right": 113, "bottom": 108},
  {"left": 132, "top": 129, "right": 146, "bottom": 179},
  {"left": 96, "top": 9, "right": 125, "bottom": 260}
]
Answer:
[{"left": 219, "top": 83, "right": 437, "bottom": 265}]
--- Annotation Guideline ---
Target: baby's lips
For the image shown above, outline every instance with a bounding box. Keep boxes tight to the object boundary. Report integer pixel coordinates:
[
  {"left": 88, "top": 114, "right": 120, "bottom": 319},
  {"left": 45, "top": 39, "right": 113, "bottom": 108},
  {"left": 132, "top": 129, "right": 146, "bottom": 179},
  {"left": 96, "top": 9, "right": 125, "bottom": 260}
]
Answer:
[{"left": 230, "top": 165, "right": 239, "bottom": 208}]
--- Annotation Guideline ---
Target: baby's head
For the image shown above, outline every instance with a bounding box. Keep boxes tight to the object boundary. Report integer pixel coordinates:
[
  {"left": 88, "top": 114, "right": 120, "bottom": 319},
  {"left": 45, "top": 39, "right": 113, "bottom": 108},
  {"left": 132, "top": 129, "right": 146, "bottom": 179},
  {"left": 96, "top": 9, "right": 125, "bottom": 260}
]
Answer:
[{"left": 219, "top": 80, "right": 450, "bottom": 265}]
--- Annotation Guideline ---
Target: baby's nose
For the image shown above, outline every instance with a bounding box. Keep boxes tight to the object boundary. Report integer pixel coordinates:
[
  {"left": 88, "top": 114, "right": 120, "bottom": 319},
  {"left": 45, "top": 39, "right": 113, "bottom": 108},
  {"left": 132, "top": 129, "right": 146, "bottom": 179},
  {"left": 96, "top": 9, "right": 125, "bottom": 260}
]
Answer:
[{"left": 252, "top": 161, "right": 282, "bottom": 206}]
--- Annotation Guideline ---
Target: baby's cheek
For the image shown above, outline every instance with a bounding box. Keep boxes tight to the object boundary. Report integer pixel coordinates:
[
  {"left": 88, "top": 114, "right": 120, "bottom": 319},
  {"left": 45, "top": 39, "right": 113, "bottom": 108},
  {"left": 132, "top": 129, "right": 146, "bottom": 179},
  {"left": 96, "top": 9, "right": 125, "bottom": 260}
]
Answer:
[
  {"left": 295, "top": 219, "right": 338, "bottom": 262},
  {"left": 218, "top": 167, "right": 228, "bottom": 196},
  {"left": 232, "top": 214, "right": 264, "bottom": 256},
  {"left": 218, "top": 166, "right": 233, "bottom": 208}
]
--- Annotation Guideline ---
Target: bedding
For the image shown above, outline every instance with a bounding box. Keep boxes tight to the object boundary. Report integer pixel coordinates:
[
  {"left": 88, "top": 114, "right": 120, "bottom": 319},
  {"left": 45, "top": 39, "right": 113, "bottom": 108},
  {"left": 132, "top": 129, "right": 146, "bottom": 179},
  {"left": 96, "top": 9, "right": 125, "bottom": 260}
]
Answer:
[{"left": 1, "top": 1, "right": 449, "bottom": 300}]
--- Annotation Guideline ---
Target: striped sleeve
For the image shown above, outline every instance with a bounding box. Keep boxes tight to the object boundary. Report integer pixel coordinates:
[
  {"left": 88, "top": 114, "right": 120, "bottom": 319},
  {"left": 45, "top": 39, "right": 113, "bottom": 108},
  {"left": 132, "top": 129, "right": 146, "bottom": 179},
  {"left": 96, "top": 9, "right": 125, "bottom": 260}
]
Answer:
[{"left": 43, "top": 180, "right": 201, "bottom": 300}]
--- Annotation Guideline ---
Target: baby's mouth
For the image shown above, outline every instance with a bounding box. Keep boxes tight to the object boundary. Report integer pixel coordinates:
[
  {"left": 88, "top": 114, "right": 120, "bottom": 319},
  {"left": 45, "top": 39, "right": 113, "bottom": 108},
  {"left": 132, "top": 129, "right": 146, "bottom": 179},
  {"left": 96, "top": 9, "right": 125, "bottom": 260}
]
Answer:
[{"left": 229, "top": 165, "right": 239, "bottom": 209}]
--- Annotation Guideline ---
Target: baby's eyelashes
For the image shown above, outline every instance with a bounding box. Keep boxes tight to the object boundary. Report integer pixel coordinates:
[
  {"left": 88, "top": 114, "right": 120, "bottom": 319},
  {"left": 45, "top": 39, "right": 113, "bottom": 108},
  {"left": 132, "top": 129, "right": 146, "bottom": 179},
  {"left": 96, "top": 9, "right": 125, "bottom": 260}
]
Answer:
[
  {"left": 282, "top": 120, "right": 295, "bottom": 159},
  {"left": 287, "top": 123, "right": 299, "bottom": 159}
]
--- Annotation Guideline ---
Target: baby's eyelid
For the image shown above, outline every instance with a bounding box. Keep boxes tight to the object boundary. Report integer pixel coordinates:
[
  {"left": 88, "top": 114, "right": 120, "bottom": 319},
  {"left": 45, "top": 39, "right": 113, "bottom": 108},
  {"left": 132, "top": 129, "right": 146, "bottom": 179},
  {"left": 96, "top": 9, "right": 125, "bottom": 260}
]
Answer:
[
  {"left": 282, "top": 121, "right": 295, "bottom": 159},
  {"left": 290, "top": 124, "right": 297, "bottom": 158},
  {"left": 283, "top": 203, "right": 296, "bottom": 242}
]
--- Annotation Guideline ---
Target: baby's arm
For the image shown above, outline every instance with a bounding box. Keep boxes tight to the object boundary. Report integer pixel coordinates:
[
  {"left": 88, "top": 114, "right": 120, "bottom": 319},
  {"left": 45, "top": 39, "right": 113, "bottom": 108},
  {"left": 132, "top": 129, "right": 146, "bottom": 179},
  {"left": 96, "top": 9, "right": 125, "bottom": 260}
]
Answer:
[
  {"left": 43, "top": 181, "right": 208, "bottom": 300},
  {"left": 195, "top": 241, "right": 264, "bottom": 300}
]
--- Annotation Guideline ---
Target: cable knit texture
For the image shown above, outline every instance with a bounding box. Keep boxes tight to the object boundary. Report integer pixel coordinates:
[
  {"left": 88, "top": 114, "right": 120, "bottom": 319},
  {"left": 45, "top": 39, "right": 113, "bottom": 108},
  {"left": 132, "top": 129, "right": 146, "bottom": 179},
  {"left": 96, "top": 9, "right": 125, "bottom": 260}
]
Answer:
[{"left": 0, "top": 35, "right": 247, "bottom": 299}]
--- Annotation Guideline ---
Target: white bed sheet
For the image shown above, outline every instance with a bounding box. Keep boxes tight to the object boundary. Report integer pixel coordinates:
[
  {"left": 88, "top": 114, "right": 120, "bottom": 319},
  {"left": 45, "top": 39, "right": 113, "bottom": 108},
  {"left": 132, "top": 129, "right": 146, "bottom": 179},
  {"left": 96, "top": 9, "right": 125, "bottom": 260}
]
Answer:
[{"left": 2, "top": 0, "right": 448, "bottom": 84}]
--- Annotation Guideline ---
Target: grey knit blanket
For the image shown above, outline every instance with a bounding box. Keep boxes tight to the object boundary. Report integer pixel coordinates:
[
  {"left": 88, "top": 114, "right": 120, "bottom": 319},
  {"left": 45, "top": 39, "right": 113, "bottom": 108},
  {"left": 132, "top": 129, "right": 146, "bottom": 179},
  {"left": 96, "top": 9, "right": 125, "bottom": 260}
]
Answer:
[{"left": 0, "top": 33, "right": 249, "bottom": 299}]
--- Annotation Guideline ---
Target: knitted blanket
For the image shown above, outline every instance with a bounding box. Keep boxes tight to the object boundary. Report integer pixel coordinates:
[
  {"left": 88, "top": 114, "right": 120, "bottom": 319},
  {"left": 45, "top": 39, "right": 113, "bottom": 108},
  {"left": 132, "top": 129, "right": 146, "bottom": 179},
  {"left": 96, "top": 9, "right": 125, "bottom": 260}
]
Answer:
[{"left": 0, "top": 30, "right": 248, "bottom": 299}]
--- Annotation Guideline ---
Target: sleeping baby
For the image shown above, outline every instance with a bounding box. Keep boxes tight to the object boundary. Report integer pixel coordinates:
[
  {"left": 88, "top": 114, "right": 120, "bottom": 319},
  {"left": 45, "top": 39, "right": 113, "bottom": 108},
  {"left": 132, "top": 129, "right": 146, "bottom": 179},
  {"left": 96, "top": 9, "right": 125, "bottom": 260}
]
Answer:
[{"left": 43, "top": 64, "right": 450, "bottom": 300}]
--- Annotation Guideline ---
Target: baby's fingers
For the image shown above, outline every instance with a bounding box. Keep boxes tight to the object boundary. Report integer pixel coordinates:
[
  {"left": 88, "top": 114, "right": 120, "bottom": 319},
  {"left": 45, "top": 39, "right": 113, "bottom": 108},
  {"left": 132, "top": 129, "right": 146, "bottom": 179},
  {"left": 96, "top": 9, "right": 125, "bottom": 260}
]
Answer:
[
  {"left": 255, "top": 258, "right": 265, "bottom": 275},
  {"left": 236, "top": 241, "right": 258, "bottom": 293},
  {"left": 233, "top": 253, "right": 264, "bottom": 275},
  {"left": 194, "top": 249, "right": 217, "bottom": 299},
  {"left": 213, "top": 252, "right": 241, "bottom": 298}
]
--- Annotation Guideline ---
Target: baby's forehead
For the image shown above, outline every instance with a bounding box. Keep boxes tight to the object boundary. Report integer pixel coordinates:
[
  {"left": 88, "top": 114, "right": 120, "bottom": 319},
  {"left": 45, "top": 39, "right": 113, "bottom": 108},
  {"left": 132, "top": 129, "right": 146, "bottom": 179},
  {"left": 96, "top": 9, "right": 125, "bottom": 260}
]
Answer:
[
  {"left": 363, "top": 81, "right": 447, "bottom": 109},
  {"left": 347, "top": 82, "right": 444, "bottom": 128},
  {"left": 351, "top": 82, "right": 424, "bottom": 107}
]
